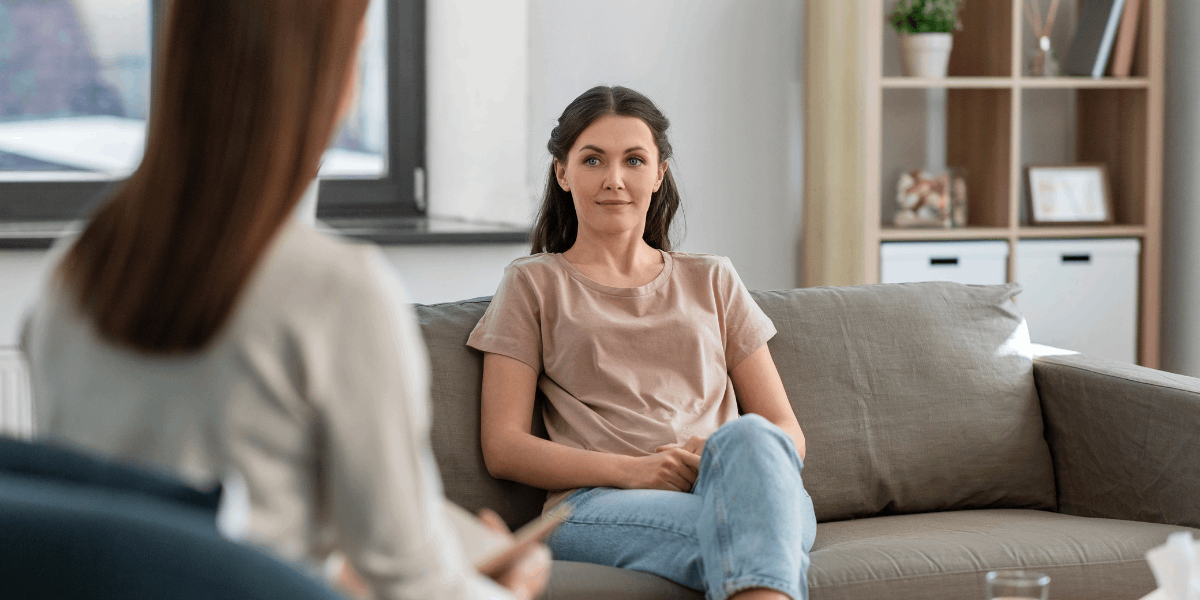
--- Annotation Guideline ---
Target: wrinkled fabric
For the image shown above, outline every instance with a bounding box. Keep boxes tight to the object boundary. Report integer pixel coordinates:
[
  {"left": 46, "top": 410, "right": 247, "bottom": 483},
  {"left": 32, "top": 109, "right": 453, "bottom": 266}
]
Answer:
[
  {"left": 752, "top": 283, "right": 1057, "bottom": 522},
  {"left": 806, "top": 509, "right": 1199, "bottom": 600},
  {"left": 1035, "top": 353, "right": 1200, "bottom": 529}
]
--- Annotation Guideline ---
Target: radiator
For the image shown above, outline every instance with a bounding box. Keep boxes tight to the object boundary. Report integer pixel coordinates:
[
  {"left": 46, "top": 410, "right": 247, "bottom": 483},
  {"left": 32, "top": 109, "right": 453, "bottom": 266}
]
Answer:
[{"left": 0, "top": 348, "right": 34, "bottom": 439}]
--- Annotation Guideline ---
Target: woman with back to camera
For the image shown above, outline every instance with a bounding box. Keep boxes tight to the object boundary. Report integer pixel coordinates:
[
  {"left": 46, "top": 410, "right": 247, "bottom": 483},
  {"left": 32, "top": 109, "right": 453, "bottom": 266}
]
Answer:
[
  {"left": 21, "top": 1, "right": 547, "bottom": 598},
  {"left": 468, "top": 86, "right": 817, "bottom": 600}
]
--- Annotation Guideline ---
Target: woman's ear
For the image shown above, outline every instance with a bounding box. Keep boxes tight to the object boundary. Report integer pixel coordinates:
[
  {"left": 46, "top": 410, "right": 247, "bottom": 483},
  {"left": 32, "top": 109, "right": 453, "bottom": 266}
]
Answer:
[
  {"left": 554, "top": 159, "right": 570, "bottom": 192},
  {"left": 653, "top": 161, "right": 668, "bottom": 192}
]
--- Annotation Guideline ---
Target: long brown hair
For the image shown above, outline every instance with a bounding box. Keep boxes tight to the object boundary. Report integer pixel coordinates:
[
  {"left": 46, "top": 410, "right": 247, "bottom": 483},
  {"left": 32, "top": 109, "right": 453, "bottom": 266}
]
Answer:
[
  {"left": 59, "top": 0, "right": 368, "bottom": 354},
  {"left": 530, "top": 86, "right": 683, "bottom": 254}
]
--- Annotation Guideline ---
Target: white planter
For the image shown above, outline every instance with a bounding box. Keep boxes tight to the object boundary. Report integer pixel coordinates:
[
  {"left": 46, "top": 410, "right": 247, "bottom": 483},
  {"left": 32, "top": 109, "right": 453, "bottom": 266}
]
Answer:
[{"left": 898, "top": 32, "right": 954, "bottom": 78}]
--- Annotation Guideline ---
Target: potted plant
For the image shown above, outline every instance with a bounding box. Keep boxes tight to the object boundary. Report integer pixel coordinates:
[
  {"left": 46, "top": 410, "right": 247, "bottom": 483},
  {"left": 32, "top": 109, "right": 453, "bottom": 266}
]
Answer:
[{"left": 889, "top": 0, "right": 962, "bottom": 78}]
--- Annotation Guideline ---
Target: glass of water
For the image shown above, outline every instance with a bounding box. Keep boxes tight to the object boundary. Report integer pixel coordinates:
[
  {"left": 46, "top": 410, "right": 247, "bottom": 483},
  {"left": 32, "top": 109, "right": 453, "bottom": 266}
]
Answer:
[{"left": 986, "top": 570, "right": 1050, "bottom": 600}]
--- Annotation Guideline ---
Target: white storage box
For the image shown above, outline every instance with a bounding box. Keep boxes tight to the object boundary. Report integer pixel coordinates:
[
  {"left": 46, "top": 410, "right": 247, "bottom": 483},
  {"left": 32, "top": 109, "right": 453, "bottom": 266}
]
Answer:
[
  {"left": 880, "top": 241, "right": 1009, "bottom": 285},
  {"left": 1015, "top": 238, "right": 1140, "bottom": 363}
]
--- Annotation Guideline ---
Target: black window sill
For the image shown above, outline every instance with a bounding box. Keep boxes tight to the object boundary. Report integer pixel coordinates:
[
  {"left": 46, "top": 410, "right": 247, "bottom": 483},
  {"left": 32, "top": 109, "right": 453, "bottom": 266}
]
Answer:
[{"left": 0, "top": 217, "right": 529, "bottom": 250}]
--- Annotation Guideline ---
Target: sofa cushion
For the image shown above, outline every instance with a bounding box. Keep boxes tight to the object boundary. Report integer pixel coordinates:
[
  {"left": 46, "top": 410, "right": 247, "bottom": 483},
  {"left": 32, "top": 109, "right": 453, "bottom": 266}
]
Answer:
[
  {"left": 807, "top": 508, "right": 1198, "bottom": 600},
  {"left": 544, "top": 561, "right": 702, "bottom": 600},
  {"left": 752, "top": 283, "right": 1057, "bottom": 522},
  {"left": 540, "top": 509, "right": 1200, "bottom": 600},
  {"left": 416, "top": 298, "right": 549, "bottom": 529}
]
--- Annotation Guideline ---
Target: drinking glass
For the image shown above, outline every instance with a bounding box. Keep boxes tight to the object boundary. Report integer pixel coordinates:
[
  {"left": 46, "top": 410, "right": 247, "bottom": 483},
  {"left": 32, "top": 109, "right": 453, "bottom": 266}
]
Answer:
[{"left": 986, "top": 570, "right": 1050, "bottom": 600}]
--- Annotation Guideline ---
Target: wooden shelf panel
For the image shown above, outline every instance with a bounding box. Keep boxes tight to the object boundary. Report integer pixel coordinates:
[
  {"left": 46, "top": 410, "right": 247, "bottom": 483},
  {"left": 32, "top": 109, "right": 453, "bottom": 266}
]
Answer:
[
  {"left": 881, "top": 77, "right": 1014, "bottom": 89},
  {"left": 880, "top": 77, "right": 1151, "bottom": 90},
  {"left": 1017, "top": 225, "right": 1146, "bottom": 238},
  {"left": 879, "top": 227, "right": 1011, "bottom": 241},
  {"left": 1019, "top": 77, "right": 1151, "bottom": 89},
  {"left": 879, "top": 226, "right": 1146, "bottom": 242}
]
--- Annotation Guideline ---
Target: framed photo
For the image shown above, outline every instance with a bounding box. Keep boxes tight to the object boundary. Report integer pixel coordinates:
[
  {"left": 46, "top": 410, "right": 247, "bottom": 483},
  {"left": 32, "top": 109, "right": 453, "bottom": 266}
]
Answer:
[{"left": 1027, "top": 164, "right": 1113, "bottom": 224}]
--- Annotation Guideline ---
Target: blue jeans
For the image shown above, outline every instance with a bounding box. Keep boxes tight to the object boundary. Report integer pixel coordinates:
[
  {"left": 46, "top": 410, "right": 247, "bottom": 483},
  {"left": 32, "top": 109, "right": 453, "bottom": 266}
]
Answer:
[{"left": 547, "top": 414, "right": 817, "bottom": 600}]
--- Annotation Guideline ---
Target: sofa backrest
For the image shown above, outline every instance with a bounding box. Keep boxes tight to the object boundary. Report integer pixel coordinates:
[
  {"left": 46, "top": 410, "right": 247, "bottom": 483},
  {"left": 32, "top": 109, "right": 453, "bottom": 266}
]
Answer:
[
  {"left": 416, "top": 282, "right": 1057, "bottom": 527},
  {"left": 416, "top": 299, "right": 549, "bottom": 528}
]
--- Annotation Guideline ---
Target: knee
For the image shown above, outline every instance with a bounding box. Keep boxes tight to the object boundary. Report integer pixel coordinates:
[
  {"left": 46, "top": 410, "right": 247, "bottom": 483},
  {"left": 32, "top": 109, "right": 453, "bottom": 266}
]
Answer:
[{"left": 711, "top": 414, "right": 789, "bottom": 450}]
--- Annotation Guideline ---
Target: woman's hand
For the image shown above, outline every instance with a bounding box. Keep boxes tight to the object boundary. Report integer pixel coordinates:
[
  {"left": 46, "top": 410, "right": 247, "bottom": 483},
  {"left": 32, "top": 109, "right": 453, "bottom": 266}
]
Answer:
[
  {"left": 477, "top": 510, "right": 552, "bottom": 600},
  {"left": 680, "top": 436, "right": 706, "bottom": 457},
  {"left": 623, "top": 446, "right": 702, "bottom": 492}
]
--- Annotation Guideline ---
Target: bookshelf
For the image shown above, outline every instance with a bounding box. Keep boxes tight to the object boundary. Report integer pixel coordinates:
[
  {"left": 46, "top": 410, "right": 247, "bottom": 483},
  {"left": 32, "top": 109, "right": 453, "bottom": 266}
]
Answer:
[{"left": 803, "top": 0, "right": 1164, "bottom": 367}]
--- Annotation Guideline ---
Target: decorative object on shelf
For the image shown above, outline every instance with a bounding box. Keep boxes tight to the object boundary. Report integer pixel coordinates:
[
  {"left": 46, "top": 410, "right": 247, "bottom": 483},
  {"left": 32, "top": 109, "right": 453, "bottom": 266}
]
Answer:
[
  {"left": 1027, "top": 164, "right": 1113, "bottom": 224},
  {"left": 1063, "top": 0, "right": 1127, "bottom": 78},
  {"left": 1024, "top": 0, "right": 1062, "bottom": 76},
  {"left": 888, "top": 0, "right": 962, "bottom": 78},
  {"left": 1108, "top": 0, "right": 1143, "bottom": 77},
  {"left": 894, "top": 168, "right": 967, "bottom": 228}
]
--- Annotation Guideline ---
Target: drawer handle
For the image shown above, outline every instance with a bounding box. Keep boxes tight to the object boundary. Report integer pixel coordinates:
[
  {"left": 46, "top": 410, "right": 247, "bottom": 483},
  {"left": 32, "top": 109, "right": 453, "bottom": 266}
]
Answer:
[
  {"left": 1062, "top": 254, "right": 1091, "bottom": 264},
  {"left": 929, "top": 257, "right": 959, "bottom": 266}
]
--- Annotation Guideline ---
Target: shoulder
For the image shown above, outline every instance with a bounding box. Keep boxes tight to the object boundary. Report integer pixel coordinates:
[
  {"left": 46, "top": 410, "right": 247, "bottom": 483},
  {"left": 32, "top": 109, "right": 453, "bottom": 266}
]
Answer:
[
  {"left": 666, "top": 251, "right": 735, "bottom": 280},
  {"left": 505, "top": 252, "right": 558, "bottom": 274},
  {"left": 242, "top": 223, "right": 405, "bottom": 325},
  {"left": 501, "top": 253, "right": 566, "bottom": 288}
]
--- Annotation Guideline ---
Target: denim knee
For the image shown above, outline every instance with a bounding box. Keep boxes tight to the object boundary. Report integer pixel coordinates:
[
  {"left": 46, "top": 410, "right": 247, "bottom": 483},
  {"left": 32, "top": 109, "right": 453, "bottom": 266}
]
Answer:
[{"left": 710, "top": 414, "right": 800, "bottom": 464}]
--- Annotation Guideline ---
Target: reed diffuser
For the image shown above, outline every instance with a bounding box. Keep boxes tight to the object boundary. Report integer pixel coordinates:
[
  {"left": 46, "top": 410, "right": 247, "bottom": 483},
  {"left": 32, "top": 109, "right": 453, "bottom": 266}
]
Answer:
[{"left": 1025, "top": 0, "right": 1061, "bottom": 76}]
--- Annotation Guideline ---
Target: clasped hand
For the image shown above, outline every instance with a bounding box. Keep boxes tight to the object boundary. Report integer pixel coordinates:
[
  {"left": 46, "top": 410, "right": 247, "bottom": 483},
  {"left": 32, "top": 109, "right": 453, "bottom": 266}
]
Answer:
[{"left": 624, "top": 436, "right": 707, "bottom": 493}]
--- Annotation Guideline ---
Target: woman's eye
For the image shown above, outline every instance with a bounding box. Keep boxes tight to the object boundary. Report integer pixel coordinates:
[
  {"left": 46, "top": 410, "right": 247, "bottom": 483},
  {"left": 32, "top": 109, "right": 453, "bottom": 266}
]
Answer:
[
  {"left": 627, "top": 157, "right": 643, "bottom": 166},
  {"left": 584, "top": 157, "right": 600, "bottom": 166}
]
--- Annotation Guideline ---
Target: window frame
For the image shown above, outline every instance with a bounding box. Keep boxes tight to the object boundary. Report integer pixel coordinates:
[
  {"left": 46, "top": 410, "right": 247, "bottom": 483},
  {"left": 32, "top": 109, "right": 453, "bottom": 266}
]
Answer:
[{"left": 0, "top": 0, "right": 426, "bottom": 222}]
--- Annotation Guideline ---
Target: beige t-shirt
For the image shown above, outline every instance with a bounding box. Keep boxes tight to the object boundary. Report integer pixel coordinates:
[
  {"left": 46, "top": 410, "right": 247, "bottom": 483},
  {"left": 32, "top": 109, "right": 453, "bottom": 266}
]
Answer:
[{"left": 467, "top": 251, "right": 776, "bottom": 510}]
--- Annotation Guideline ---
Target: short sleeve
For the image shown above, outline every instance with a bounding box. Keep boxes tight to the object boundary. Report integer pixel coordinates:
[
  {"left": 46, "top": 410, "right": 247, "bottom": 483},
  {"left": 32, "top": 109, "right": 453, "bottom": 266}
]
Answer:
[
  {"left": 719, "top": 258, "right": 777, "bottom": 370},
  {"left": 467, "top": 264, "right": 543, "bottom": 373}
]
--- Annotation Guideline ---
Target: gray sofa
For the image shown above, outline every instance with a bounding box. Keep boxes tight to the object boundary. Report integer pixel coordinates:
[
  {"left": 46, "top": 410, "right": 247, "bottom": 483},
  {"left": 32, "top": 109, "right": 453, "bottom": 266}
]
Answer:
[{"left": 415, "top": 281, "right": 1200, "bottom": 600}]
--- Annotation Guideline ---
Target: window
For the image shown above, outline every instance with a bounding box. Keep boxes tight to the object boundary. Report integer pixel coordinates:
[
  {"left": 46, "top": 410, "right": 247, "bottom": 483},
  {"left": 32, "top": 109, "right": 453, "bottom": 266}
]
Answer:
[{"left": 0, "top": 0, "right": 425, "bottom": 221}]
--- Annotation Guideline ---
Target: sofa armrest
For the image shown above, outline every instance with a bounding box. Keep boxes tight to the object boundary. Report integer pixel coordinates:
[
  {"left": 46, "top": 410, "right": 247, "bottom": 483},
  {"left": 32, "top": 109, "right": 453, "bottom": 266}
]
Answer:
[{"left": 1034, "top": 353, "right": 1200, "bottom": 528}]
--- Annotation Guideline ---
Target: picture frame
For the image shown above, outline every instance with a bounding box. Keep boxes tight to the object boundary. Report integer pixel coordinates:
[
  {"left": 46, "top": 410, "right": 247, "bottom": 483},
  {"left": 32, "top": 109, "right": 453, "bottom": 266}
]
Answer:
[{"left": 1027, "top": 164, "right": 1113, "bottom": 225}]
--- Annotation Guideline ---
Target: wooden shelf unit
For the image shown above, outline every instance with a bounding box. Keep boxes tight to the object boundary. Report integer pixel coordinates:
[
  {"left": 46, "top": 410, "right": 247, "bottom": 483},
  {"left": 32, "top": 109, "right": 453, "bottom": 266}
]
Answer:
[{"left": 803, "top": 0, "right": 1164, "bottom": 367}]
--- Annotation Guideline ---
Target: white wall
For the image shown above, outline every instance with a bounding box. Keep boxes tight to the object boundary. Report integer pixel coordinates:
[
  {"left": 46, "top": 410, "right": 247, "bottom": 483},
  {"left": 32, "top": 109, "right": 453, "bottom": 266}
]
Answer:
[
  {"left": 0, "top": 251, "right": 48, "bottom": 347},
  {"left": 380, "top": 243, "right": 529, "bottom": 304},
  {"left": 1162, "top": 2, "right": 1200, "bottom": 378},
  {"left": 528, "top": 0, "right": 805, "bottom": 291},
  {"left": 425, "top": 0, "right": 535, "bottom": 226}
]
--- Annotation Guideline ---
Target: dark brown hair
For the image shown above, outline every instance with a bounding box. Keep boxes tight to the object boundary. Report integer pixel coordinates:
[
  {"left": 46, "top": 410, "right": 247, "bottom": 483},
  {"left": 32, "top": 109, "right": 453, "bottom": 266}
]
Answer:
[
  {"left": 529, "top": 85, "right": 682, "bottom": 254},
  {"left": 58, "top": 0, "right": 369, "bottom": 354}
]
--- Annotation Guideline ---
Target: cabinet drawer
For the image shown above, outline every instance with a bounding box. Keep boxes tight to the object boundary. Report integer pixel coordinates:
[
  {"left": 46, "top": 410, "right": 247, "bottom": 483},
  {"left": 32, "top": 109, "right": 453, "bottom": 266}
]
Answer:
[
  {"left": 1015, "top": 238, "right": 1140, "bottom": 363},
  {"left": 880, "top": 241, "right": 1009, "bottom": 285}
]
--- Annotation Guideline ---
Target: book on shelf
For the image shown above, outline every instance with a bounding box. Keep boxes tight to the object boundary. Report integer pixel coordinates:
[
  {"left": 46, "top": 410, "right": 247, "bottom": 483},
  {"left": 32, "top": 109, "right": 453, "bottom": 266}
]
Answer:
[
  {"left": 1109, "top": 0, "right": 1143, "bottom": 77},
  {"left": 1063, "top": 0, "right": 1127, "bottom": 78}
]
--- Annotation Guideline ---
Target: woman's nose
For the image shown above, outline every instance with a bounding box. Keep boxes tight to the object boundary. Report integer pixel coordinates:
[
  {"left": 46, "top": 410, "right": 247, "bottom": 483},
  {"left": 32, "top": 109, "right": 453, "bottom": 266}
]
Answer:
[{"left": 603, "top": 165, "right": 625, "bottom": 190}]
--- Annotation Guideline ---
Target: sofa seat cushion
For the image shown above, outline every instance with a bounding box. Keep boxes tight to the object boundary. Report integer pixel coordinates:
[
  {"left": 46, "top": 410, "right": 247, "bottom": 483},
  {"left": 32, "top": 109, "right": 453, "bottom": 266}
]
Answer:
[
  {"left": 808, "top": 508, "right": 1200, "bottom": 600},
  {"left": 544, "top": 561, "right": 702, "bottom": 600}
]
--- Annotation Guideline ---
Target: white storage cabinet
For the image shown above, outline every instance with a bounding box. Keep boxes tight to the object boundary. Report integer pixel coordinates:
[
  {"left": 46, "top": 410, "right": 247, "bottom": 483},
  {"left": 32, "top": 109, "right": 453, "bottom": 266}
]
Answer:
[
  {"left": 880, "top": 241, "right": 1009, "bottom": 285},
  {"left": 1015, "top": 238, "right": 1140, "bottom": 363}
]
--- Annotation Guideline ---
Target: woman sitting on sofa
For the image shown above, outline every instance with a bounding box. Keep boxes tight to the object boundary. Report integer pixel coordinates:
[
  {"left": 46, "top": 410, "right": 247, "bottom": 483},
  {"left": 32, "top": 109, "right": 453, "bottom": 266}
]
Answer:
[
  {"left": 21, "top": 1, "right": 546, "bottom": 599},
  {"left": 468, "top": 86, "right": 817, "bottom": 600}
]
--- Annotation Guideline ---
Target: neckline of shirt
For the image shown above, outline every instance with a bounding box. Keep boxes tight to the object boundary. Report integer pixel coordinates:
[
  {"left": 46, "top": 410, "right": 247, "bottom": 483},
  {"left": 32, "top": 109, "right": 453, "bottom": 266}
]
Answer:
[{"left": 552, "top": 250, "right": 674, "bottom": 297}]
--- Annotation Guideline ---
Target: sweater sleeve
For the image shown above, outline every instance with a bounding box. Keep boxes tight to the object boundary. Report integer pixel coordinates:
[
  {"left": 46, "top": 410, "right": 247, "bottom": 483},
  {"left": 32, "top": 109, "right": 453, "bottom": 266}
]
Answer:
[{"left": 313, "top": 249, "right": 513, "bottom": 600}]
